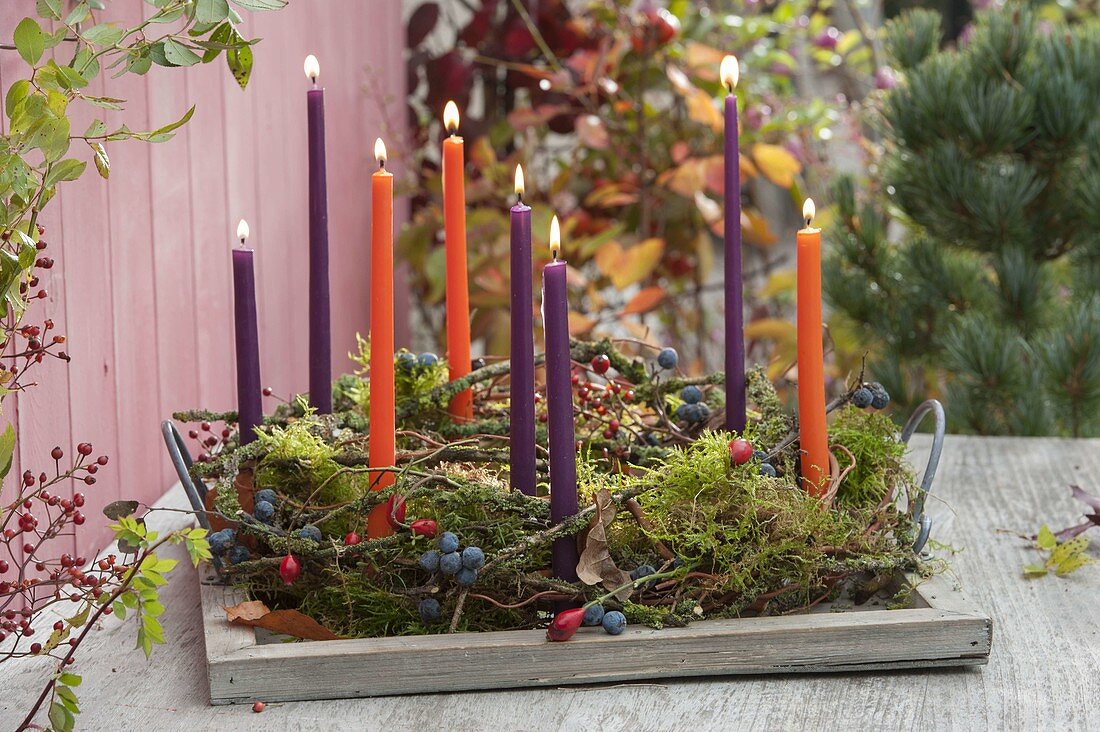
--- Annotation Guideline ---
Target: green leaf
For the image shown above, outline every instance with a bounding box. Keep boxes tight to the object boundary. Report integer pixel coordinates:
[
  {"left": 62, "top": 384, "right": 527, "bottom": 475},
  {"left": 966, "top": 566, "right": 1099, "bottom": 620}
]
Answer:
[
  {"left": 14, "top": 17, "right": 47, "bottom": 66},
  {"left": 82, "top": 23, "right": 126, "bottom": 47},
  {"left": 84, "top": 119, "right": 106, "bottom": 137},
  {"left": 56, "top": 684, "right": 79, "bottom": 713},
  {"left": 226, "top": 40, "right": 253, "bottom": 90},
  {"left": 59, "top": 672, "right": 82, "bottom": 687},
  {"left": 196, "top": 0, "right": 231, "bottom": 24},
  {"left": 36, "top": 0, "right": 63, "bottom": 20},
  {"left": 64, "top": 2, "right": 90, "bottom": 25},
  {"left": 0, "top": 424, "right": 15, "bottom": 481},
  {"left": 43, "top": 159, "right": 86, "bottom": 187},
  {"left": 1054, "top": 553, "right": 1091, "bottom": 576},
  {"left": 201, "top": 22, "right": 232, "bottom": 63},
  {"left": 161, "top": 39, "right": 202, "bottom": 67},
  {"left": 1022, "top": 563, "right": 1048, "bottom": 578},
  {"left": 232, "top": 0, "right": 287, "bottom": 9},
  {"left": 5, "top": 80, "right": 30, "bottom": 119},
  {"left": 1036, "top": 524, "right": 1056, "bottom": 550},
  {"left": 49, "top": 701, "right": 74, "bottom": 732}
]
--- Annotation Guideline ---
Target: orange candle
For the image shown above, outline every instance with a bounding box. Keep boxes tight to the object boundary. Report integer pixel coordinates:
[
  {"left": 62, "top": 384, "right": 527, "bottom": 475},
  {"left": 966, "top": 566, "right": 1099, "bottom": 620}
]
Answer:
[
  {"left": 796, "top": 198, "right": 830, "bottom": 496},
  {"left": 442, "top": 101, "right": 473, "bottom": 421},
  {"left": 367, "top": 138, "right": 396, "bottom": 538}
]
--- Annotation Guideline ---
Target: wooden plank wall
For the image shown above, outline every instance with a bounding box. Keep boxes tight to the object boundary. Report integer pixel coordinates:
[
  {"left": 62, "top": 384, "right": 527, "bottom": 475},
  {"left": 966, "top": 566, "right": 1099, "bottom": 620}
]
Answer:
[{"left": 0, "top": 2, "right": 408, "bottom": 557}]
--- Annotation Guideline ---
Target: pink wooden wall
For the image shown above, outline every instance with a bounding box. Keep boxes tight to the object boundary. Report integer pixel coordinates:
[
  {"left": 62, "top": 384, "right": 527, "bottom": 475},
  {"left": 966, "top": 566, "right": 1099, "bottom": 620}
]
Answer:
[{"left": 1, "top": 2, "right": 408, "bottom": 555}]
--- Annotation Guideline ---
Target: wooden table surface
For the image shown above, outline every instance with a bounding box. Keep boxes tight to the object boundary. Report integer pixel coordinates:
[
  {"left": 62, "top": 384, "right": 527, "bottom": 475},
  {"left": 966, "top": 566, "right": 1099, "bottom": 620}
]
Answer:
[{"left": 2, "top": 435, "right": 1099, "bottom": 731}]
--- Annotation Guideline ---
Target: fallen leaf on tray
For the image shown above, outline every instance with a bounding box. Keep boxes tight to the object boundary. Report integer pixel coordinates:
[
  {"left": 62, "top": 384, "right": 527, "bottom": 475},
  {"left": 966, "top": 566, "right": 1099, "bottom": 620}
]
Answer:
[
  {"left": 225, "top": 601, "right": 341, "bottom": 641},
  {"left": 576, "top": 489, "right": 633, "bottom": 600}
]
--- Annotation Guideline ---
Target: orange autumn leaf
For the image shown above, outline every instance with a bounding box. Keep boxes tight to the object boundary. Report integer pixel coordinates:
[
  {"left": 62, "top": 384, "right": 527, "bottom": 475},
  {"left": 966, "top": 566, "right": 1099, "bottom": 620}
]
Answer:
[
  {"left": 658, "top": 159, "right": 706, "bottom": 198},
  {"left": 751, "top": 143, "right": 801, "bottom": 188},
  {"left": 569, "top": 312, "right": 597, "bottom": 335},
  {"left": 620, "top": 286, "right": 666, "bottom": 316},
  {"left": 585, "top": 183, "right": 639, "bottom": 209},
  {"left": 595, "top": 238, "right": 666, "bottom": 290},
  {"left": 667, "top": 65, "right": 723, "bottom": 132},
  {"left": 683, "top": 42, "right": 726, "bottom": 81},
  {"left": 742, "top": 208, "right": 778, "bottom": 247}
]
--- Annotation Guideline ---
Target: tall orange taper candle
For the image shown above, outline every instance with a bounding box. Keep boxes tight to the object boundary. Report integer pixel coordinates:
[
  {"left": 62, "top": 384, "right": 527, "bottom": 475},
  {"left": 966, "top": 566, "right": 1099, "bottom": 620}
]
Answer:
[
  {"left": 442, "top": 101, "right": 473, "bottom": 421},
  {"left": 367, "top": 138, "right": 396, "bottom": 538},
  {"left": 796, "top": 198, "right": 830, "bottom": 496}
]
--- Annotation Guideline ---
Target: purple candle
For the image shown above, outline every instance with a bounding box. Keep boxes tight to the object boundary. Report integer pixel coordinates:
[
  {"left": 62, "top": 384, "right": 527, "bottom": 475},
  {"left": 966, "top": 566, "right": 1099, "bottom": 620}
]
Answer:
[
  {"left": 305, "top": 55, "right": 332, "bottom": 413},
  {"left": 232, "top": 220, "right": 262, "bottom": 444},
  {"left": 542, "top": 216, "right": 579, "bottom": 581},
  {"left": 510, "top": 166, "right": 536, "bottom": 496},
  {"left": 722, "top": 55, "right": 746, "bottom": 434}
]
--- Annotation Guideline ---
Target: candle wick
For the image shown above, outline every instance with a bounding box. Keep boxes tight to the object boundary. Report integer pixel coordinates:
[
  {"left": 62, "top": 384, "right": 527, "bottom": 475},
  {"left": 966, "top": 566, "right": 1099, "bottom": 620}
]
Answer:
[
  {"left": 804, "top": 217, "right": 812, "bottom": 228},
  {"left": 726, "top": 83, "right": 733, "bottom": 95},
  {"left": 516, "top": 192, "right": 523, "bottom": 204},
  {"left": 552, "top": 248, "right": 559, "bottom": 262},
  {"left": 379, "top": 160, "right": 386, "bottom": 171}
]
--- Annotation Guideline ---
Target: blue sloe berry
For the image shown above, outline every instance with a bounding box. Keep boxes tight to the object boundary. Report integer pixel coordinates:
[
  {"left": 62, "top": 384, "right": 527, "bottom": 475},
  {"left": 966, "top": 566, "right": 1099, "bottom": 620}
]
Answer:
[
  {"left": 760, "top": 463, "right": 777, "bottom": 478},
  {"left": 461, "top": 546, "right": 485, "bottom": 570},
  {"left": 418, "top": 598, "right": 441, "bottom": 623},
  {"left": 630, "top": 564, "right": 655, "bottom": 581},
  {"left": 396, "top": 352, "right": 417, "bottom": 371},
  {"left": 438, "top": 552, "right": 462, "bottom": 575},
  {"left": 208, "top": 529, "right": 233, "bottom": 556},
  {"left": 253, "top": 500, "right": 275, "bottom": 523},
  {"left": 644, "top": 433, "right": 659, "bottom": 446},
  {"left": 868, "top": 382, "right": 891, "bottom": 409},
  {"left": 419, "top": 550, "right": 441, "bottom": 572},
  {"left": 254, "top": 489, "right": 277, "bottom": 505},
  {"left": 417, "top": 352, "right": 439, "bottom": 368},
  {"left": 437, "top": 531, "right": 460, "bottom": 554},
  {"left": 851, "top": 387, "right": 873, "bottom": 408},
  {"left": 455, "top": 567, "right": 478, "bottom": 586},
  {"left": 657, "top": 347, "right": 679, "bottom": 370},
  {"left": 601, "top": 610, "right": 627, "bottom": 635},
  {"left": 227, "top": 545, "right": 251, "bottom": 565},
  {"left": 680, "top": 385, "right": 702, "bottom": 404},
  {"left": 583, "top": 604, "right": 605, "bottom": 627},
  {"left": 297, "top": 525, "right": 322, "bottom": 542}
]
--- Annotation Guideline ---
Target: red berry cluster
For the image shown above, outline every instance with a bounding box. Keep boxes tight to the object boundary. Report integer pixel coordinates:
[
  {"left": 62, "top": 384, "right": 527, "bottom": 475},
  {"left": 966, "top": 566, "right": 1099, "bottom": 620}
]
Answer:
[
  {"left": 2, "top": 440, "right": 116, "bottom": 664},
  {"left": 187, "top": 420, "right": 234, "bottom": 463}
]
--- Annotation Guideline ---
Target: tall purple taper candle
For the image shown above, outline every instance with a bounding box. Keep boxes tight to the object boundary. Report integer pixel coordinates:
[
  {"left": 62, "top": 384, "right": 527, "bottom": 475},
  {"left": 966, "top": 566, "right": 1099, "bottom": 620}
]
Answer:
[
  {"left": 510, "top": 166, "right": 536, "bottom": 495},
  {"left": 543, "top": 216, "right": 579, "bottom": 581},
  {"left": 232, "top": 220, "right": 262, "bottom": 444},
  {"left": 722, "top": 55, "right": 747, "bottom": 434},
  {"left": 305, "top": 55, "right": 332, "bottom": 413}
]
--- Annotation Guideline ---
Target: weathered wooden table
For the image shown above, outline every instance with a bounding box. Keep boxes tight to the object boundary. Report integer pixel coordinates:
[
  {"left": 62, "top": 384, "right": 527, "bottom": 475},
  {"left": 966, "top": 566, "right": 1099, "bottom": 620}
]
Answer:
[{"left": 2, "top": 435, "right": 1099, "bottom": 730}]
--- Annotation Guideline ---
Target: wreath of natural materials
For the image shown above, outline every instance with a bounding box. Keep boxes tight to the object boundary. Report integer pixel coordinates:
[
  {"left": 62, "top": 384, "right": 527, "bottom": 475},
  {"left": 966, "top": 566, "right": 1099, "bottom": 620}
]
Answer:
[{"left": 176, "top": 337, "right": 929, "bottom": 640}]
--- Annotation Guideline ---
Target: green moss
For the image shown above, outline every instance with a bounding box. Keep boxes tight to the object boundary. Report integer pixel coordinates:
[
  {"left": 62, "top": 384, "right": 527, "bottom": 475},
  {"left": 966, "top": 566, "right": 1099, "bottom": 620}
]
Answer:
[{"left": 830, "top": 406, "right": 913, "bottom": 507}]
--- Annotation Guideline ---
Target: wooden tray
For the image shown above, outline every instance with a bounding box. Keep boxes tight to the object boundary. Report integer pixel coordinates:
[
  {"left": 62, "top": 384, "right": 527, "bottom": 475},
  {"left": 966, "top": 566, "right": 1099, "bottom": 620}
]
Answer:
[{"left": 198, "top": 566, "right": 992, "bottom": 704}]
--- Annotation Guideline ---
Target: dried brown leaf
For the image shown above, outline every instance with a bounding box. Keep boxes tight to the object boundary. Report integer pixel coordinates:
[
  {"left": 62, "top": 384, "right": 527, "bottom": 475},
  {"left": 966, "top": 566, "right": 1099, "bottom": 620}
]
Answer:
[
  {"left": 576, "top": 489, "right": 633, "bottom": 600},
  {"left": 225, "top": 600, "right": 341, "bottom": 641}
]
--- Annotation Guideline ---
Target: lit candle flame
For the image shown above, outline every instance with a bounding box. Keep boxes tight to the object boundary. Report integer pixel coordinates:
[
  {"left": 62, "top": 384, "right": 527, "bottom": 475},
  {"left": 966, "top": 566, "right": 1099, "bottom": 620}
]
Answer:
[
  {"left": 443, "top": 100, "right": 460, "bottom": 134},
  {"left": 515, "top": 165, "right": 525, "bottom": 198},
  {"left": 375, "top": 138, "right": 387, "bottom": 167},
  {"left": 802, "top": 198, "right": 816, "bottom": 227},
  {"left": 549, "top": 215, "right": 561, "bottom": 259},
  {"left": 720, "top": 55, "right": 739, "bottom": 92},
  {"left": 237, "top": 219, "right": 250, "bottom": 243},
  {"left": 303, "top": 54, "right": 320, "bottom": 81}
]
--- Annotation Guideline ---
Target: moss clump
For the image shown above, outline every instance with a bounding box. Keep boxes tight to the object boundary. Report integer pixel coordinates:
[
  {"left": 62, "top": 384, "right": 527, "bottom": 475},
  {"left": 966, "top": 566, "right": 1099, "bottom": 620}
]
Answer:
[{"left": 830, "top": 406, "right": 913, "bottom": 507}]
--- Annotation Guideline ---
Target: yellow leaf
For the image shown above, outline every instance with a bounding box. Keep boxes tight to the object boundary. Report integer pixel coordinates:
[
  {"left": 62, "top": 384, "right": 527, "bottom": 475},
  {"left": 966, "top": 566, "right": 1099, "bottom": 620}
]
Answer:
[
  {"left": 745, "top": 318, "right": 797, "bottom": 344},
  {"left": 594, "top": 238, "right": 665, "bottom": 289},
  {"left": 759, "top": 269, "right": 796, "bottom": 298},
  {"left": 742, "top": 208, "right": 778, "bottom": 247},
  {"left": 684, "top": 87, "right": 723, "bottom": 131},
  {"left": 659, "top": 159, "right": 707, "bottom": 198},
  {"left": 751, "top": 143, "right": 801, "bottom": 188},
  {"left": 620, "top": 286, "right": 665, "bottom": 315}
]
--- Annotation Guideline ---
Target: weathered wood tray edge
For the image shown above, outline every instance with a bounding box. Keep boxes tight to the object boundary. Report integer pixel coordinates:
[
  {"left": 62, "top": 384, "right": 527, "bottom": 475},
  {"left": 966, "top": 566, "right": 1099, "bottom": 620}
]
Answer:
[{"left": 198, "top": 566, "right": 992, "bottom": 705}]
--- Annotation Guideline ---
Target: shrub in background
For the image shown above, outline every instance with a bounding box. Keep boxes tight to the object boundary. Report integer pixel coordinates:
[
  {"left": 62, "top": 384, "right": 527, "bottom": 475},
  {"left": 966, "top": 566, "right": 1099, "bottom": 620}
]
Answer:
[{"left": 825, "top": 6, "right": 1100, "bottom": 435}]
